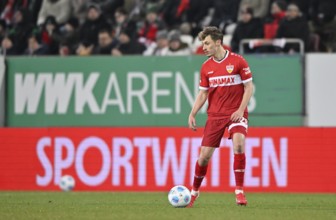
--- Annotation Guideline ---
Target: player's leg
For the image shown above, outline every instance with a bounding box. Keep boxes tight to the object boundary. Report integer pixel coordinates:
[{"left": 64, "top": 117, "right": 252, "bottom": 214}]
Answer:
[
  {"left": 229, "top": 117, "right": 248, "bottom": 206},
  {"left": 232, "top": 132, "right": 247, "bottom": 205},
  {"left": 191, "top": 118, "right": 224, "bottom": 194},
  {"left": 187, "top": 119, "right": 225, "bottom": 208},
  {"left": 192, "top": 146, "right": 216, "bottom": 190},
  {"left": 188, "top": 146, "right": 216, "bottom": 208}
]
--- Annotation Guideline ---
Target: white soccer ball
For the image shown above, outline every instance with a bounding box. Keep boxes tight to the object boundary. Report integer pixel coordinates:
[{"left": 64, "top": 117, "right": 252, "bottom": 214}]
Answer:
[
  {"left": 168, "top": 185, "right": 191, "bottom": 208},
  {"left": 59, "top": 175, "right": 75, "bottom": 192}
]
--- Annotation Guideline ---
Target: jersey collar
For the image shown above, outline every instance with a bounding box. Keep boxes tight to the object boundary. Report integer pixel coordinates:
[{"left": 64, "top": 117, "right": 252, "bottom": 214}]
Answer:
[{"left": 212, "top": 50, "right": 229, "bottom": 63}]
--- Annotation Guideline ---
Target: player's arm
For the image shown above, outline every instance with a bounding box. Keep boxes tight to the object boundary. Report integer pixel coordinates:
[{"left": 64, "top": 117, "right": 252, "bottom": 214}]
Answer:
[
  {"left": 231, "top": 80, "right": 253, "bottom": 122},
  {"left": 188, "top": 89, "right": 208, "bottom": 131}
]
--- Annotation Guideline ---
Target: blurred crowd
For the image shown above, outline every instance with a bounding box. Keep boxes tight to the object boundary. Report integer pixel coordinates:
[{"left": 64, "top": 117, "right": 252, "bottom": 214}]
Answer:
[{"left": 0, "top": 0, "right": 335, "bottom": 56}]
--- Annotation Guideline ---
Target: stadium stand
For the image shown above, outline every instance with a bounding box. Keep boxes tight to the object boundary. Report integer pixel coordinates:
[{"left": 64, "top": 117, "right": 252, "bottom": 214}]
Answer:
[{"left": 0, "top": 0, "right": 335, "bottom": 55}]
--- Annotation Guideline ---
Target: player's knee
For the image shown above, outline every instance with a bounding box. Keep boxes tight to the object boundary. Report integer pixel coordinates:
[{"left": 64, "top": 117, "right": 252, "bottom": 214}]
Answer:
[
  {"left": 234, "top": 143, "right": 244, "bottom": 154},
  {"left": 198, "top": 155, "right": 211, "bottom": 166}
]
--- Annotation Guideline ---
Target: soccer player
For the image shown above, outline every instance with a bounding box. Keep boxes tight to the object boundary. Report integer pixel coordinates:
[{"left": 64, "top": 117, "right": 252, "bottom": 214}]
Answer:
[{"left": 187, "top": 26, "right": 253, "bottom": 207}]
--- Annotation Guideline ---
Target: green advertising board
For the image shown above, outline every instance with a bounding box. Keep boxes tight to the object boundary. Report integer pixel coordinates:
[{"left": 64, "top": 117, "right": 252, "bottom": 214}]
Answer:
[{"left": 6, "top": 55, "right": 303, "bottom": 127}]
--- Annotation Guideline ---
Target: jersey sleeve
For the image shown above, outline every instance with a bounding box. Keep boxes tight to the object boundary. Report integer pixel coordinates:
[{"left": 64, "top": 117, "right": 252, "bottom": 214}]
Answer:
[
  {"left": 199, "top": 64, "right": 209, "bottom": 90},
  {"left": 239, "top": 57, "right": 253, "bottom": 83}
]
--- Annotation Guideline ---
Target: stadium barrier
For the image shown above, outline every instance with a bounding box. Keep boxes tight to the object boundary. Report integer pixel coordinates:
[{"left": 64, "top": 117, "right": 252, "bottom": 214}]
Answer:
[
  {"left": 0, "top": 127, "right": 335, "bottom": 193},
  {"left": 239, "top": 38, "right": 305, "bottom": 55},
  {"left": 0, "top": 56, "right": 4, "bottom": 126},
  {"left": 5, "top": 55, "right": 303, "bottom": 127},
  {"left": 305, "top": 54, "right": 336, "bottom": 126}
]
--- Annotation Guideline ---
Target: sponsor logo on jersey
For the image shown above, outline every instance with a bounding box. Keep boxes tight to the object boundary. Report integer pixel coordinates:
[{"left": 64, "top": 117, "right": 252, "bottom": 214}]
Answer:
[
  {"left": 226, "top": 64, "right": 234, "bottom": 73},
  {"left": 207, "top": 71, "right": 214, "bottom": 74},
  {"left": 243, "top": 67, "right": 251, "bottom": 75},
  {"left": 209, "top": 75, "right": 240, "bottom": 87}
]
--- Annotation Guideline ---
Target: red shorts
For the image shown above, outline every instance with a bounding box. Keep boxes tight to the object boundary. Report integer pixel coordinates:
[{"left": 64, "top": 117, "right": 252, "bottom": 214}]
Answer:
[{"left": 201, "top": 114, "right": 248, "bottom": 148}]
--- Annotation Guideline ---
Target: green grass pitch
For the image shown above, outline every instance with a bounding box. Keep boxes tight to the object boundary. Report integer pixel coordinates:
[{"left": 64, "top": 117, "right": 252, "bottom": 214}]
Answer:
[{"left": 0, "top": 192, "right": 335, "bottom": 220}]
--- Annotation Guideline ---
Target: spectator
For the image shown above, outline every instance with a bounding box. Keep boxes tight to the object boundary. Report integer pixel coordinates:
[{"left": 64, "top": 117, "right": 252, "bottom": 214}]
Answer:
[
  {"left": 7, "top": 8, "right": 34, "bottom": 54},
  {"left": 309, "top": 0, "right": 336, "bottom": 52},
  {"left": 139, "top": 0, "right": 166, "bottom": 19},
  {"left": 112, "top": 29, "right": 146, "bottom": 55},
  {"left": 143, "top": 29, "right": 169, "bottom": 56},
  {"left": 91, "top": 0, "right": 125, "bottom": 22},
  {"left": 70, "top": 0, "right": 87, "bottom": 24},
  {"left": 24, "top": 33, "right": 49, "bottom": 55},
  {"left": 276, "top": 3, "right": 310, "bottom": 53},
  {"left": 161, "top": 0, "right": 189, "bottom": 28},
  {"left": 138, "top": 7, "right": 166, "bottom": 47},
  {"left": 29, "top": 0, "right": 43, "bottom": 24},
  {"left": 290, "top": 0, "right": 312, "bottom": 19},
  {"left": 123, "top": 0, "right": 136, "bottom": 14},
  {"left": 231, "top": 7, "right": 264, "bottom": 53},
  {"left": 311, "top": 0, "right": 336, "bottom": 21},
  {"left": 0, "top": 1, "right": 8, "bottom": 14},
  {"left": 144, "top": 0, "right": 165, "bottom": 13},
  {"left": 37, "top": 0, "right": 72, "bottom": 25},
  {"left": 0, "top": 0, "right": 30, "bottom": 24},
  {"left": 166, "top": 30, "right": 192, "bottom": 56},
  {"left": 0, "top": 19, "right": 7, "bottom": 42},
  {"left": 1, "top": 36, "right": 16, "bottom": 55},
  {"left": 58, "top": 41, "right": 71, "bottom": 56},
  {"left": 113, "top": 7, "right": 137, "bottom": 39},
  {"left": 39, "top": 15, "right": 61, "bottom": 54},
  {"left": 94, "top": 28, "right": 118, "bottom": 55},
  {"left": 210, "top": 0, "right": 241, "bottom": 32},
  {"left": 179, "top": 22, "right": 194, "bottom": 47},
  {"left": 238, "top": 0, "right": 270, "bottom": 19},
  {"left": 264, "top": 0, "right": 287, "bottom": 39},
  {"left": 59, "top": 17, "right": 80, "bottom": 53},
  {"left": 76, "top": 40, "right": 94, "bottom": 56},
  {"left": 185, "top": 0, "right": 213, "bottom": 37},
  {"left": 79, "top": 3, "right": 110, "bottom": 46}
]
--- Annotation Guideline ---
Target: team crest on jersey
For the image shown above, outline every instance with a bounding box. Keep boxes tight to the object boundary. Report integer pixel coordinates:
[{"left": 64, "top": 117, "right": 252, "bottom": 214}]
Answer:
[{"left": 226, "top": 64, "right": 234, "bottom": 73}]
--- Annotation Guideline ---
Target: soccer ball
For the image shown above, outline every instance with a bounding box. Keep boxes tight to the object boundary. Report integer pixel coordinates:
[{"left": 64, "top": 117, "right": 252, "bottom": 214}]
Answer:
[
  {"left": 168, "top": 185, "right": 191, "bottom": 208},
  {"left": 59, "top": 175, "right": 75, "bottom": 192}
]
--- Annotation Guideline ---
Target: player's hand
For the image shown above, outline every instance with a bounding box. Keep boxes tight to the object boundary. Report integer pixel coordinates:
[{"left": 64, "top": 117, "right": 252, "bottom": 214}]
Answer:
[
  {"left": 112, "top": 48, "right": 122, "bottom": 56},
  {"left": 231, "top": 110, "right": 244, "bottom": 122},
  {"left": 188, "top": 114, "right": 197, "bottom": 131}
]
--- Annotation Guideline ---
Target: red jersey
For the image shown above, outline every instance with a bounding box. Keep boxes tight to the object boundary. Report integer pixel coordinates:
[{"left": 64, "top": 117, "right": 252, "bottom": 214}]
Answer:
[{"left": 199, "top": 50, "right": 252, "bottom": 118}]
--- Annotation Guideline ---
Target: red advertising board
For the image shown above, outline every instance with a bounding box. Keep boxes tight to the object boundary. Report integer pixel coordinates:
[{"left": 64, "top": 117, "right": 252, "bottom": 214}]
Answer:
[{"left": 0, "top": 127, "right": 335, "bottom": 192}]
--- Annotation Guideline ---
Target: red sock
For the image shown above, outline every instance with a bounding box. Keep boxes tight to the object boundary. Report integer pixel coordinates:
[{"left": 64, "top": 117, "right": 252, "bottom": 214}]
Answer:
[
  {"left": 234, "top": 153, "right": 246, "bottom": 190},
  {"left": 192, "top": 161, "right": 208, "bottom": 191}
]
